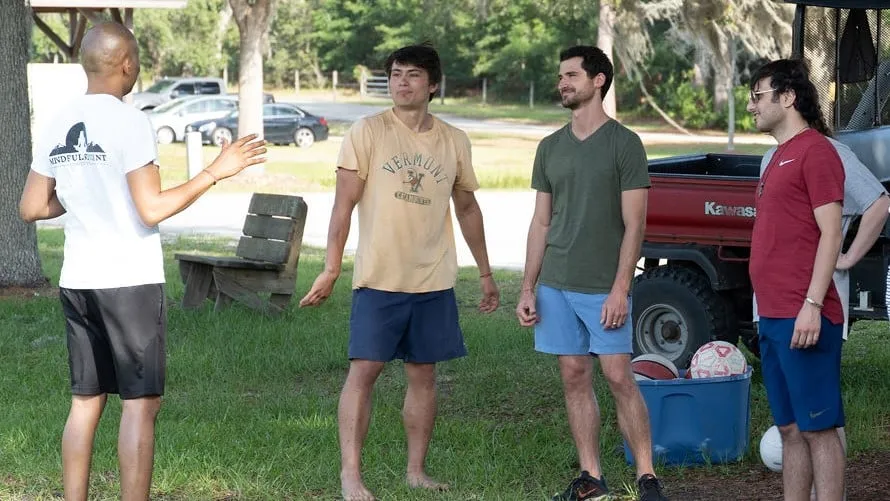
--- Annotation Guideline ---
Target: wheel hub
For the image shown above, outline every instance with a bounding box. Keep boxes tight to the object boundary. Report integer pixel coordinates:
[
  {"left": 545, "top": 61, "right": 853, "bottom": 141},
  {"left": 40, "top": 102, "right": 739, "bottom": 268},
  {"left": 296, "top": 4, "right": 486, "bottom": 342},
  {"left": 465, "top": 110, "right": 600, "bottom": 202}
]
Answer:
[{"left": 636, "top": 304, "right": 688, "bottom": 358}]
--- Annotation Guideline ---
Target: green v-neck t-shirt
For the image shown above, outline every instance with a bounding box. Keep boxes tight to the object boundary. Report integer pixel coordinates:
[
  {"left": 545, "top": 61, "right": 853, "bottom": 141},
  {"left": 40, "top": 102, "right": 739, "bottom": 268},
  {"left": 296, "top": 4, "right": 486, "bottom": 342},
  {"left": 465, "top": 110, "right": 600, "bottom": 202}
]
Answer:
[{"left": 531, "top": 119, "right": 650, "bottom": 294}]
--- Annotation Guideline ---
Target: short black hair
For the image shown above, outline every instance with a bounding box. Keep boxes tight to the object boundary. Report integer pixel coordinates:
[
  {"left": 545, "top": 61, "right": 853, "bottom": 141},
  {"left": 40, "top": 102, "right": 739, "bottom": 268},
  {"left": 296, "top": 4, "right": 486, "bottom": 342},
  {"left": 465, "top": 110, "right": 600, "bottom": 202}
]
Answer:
[
  {"left": 750, "top": 59, "right": 832, "bottom": 137},
  {"left": 559, "top": 45, "right": 613, "bottom": 99},
  {"left": 384, "top": 43, "right": 442, "bottom": 102}
]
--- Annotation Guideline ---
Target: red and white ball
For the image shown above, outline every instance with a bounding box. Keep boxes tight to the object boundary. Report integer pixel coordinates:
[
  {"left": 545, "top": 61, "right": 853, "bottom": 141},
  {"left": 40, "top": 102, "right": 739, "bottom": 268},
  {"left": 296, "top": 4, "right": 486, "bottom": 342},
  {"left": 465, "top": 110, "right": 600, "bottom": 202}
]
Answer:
[
  {"left": 688, "top": 341, "right": 747, "bottom": 378},
  {"left": 631, "top": 353, "right": 679, "bottom": 381}
]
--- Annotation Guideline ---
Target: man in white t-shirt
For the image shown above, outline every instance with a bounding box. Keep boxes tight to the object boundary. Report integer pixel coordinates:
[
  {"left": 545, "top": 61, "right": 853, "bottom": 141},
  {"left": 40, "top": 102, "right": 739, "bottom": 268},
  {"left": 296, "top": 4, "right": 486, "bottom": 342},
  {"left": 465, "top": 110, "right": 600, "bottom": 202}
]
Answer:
[{"left": 19, "top": 22, "right": 265, "bottom": 501}]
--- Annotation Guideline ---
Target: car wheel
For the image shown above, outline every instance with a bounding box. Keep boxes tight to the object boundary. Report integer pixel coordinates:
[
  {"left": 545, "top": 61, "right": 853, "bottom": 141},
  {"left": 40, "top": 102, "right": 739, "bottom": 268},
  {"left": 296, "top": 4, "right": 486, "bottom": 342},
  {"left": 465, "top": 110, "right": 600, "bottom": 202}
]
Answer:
[
  {"left": 211, "top": 127, "right": 233, "bottom": 147},
  {"left": 294, "top": 127, "right": 315, "bottom": 148},
  {"left": 156, "top": 127, "right": 175, "bottom": 145},
  {"left": 631, "top": 265, "right": 739, "bottom": 369}
]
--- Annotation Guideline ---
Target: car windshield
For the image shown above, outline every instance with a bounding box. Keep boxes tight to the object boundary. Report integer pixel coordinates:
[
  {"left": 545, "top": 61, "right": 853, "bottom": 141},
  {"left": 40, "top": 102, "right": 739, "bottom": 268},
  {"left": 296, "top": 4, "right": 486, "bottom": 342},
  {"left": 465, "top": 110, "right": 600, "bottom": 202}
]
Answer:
[
  {"left": 145, "top": 80, "right": 177, "bottom": 93},
  {"left": 149, "top": 99, "right": 185, "bottom": 114}
]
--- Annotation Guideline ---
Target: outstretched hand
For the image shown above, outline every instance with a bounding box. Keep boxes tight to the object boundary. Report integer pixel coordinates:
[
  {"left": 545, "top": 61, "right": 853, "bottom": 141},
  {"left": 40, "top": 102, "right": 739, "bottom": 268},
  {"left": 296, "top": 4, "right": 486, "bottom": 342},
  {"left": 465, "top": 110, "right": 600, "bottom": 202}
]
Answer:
[
  {"left": 206, "top": 134, "right": 267, "bottom": 181},
  {"left": 299, "top": 270, "right": 339, "bottom": 308}
]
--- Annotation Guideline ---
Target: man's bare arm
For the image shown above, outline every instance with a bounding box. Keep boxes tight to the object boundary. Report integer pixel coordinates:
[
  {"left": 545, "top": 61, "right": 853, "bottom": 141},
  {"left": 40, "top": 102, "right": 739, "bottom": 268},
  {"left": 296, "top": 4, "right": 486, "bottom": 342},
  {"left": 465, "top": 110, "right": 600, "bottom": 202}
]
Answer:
[
  {"left": 128, "top": 135, "right": 266, "bottom": 227},
  {"left": 838, "top": 194, "right": 889, "bottom": 269},
  {"left": 452, "top": 189, "right": 492, "bottom": 275},
  {"left": 19, "top": 171, "right": 66, "bottom": 222},
  {"left": 520, "top": 191, "right": 553, "bottom": 291},
  {"left": 809, "top": 202, "right": 844, "bottom": 304},
  {"left": 322, "top": 168, "right": 365, "bottom": 276},
  {"left": 612, "top": 188, "right": 648, "bottom": 296},
  {"left": 298, "top": 168, "right": 364, "bottom": 308}
]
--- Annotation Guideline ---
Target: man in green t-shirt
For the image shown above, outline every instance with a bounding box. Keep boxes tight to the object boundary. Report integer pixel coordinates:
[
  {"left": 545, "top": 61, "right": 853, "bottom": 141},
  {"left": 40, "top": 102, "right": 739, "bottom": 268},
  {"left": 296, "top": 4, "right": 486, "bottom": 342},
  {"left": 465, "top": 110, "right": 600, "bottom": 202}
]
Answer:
[{"left": 516, "top": 45, "right": 667, "bottom": 501}]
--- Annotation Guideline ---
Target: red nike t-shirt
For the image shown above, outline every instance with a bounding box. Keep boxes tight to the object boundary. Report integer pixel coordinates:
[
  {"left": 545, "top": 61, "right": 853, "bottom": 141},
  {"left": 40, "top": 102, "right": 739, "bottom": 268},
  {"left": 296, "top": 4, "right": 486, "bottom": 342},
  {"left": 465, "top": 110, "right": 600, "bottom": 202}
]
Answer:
[{"left": 749, "top": 128, "right": 845, "bottom": 324}]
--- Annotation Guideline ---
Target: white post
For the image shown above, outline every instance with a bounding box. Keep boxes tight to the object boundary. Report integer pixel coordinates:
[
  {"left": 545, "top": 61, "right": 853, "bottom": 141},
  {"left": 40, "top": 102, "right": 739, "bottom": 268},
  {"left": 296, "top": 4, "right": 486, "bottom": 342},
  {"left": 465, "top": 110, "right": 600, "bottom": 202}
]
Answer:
[
  {"left": 294, "top": 70, "right": 300, "bottom": 96},
  {"left": 360, "top": 69, "right": 367, "bottom": 98},
  {"left": 727, "top": 36, "right": 736, "bottom": 152},
  {"left": 185, "top": 131, "right": 204, "bottom": 180},
  {"left": 529, "top": 81, "right": 535, "bottom": 109},
  {"left": 482, "top": 77, "right": 487, "bottom": 105},
  {"left": 439, "top": 74, "right": 446, "bottom": 105},
  {"left": 223, "top": 66, "right": 228, "bottom": 89},
  {"left": 332, "top": 70, "right": 338, "bottom": 101}
]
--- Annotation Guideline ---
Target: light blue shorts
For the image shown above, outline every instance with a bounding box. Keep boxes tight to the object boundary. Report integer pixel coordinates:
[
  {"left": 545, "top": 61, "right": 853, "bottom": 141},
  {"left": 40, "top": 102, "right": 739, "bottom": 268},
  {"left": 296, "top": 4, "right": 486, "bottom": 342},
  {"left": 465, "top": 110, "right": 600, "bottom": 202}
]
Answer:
[{"left": 534, "top": 284, "right": 633, "bottom": 356}]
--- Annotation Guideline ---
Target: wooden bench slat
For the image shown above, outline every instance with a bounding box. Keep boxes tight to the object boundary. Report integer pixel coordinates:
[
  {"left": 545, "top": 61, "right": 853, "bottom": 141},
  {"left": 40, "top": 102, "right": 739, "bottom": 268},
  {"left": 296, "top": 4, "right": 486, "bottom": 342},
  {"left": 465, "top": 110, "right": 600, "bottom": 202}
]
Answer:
[
  {"left": 214, "top": 268, "right": 295, "bottom": 295},
  {"left": 242, "top": 214, "right": 294, "bottom": 241},
  {"left": 174, "top": 193, "right": 308, "bottom": 316},
  {"left": 248, "top": 193, "right": 306, "bottom": 218},
  {"left": 173, "top": 253, "right": 283, "bottom": 270},
  {"left": 236, "top": 237, "right": 289, "bottom": 263}
]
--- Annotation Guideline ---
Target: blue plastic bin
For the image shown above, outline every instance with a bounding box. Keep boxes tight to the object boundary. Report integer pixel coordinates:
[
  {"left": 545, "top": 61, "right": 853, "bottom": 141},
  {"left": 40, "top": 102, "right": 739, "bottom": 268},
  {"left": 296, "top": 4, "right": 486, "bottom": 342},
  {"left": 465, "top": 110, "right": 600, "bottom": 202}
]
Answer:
[{"left": 623, "top": 366, "right": 752, "bottom": 466}]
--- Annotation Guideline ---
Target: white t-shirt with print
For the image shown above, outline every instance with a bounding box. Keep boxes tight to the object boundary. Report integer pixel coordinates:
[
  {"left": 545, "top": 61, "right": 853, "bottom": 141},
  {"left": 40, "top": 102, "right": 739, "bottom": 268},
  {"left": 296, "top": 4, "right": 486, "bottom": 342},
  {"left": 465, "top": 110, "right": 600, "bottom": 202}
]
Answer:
[{"left": 30, "top": 94, "right": 164, "bottom": 289}]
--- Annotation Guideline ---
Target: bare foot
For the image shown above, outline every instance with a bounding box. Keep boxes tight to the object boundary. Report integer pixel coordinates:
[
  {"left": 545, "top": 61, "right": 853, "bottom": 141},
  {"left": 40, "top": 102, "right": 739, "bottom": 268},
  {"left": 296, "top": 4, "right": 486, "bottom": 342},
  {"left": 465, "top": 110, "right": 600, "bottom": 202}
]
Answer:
[
  {"left": 407, "top": 472, "right": 450, "bottom": 491},
  {"left": 341, "top": 474, "right": 376, "bottom": 501}
]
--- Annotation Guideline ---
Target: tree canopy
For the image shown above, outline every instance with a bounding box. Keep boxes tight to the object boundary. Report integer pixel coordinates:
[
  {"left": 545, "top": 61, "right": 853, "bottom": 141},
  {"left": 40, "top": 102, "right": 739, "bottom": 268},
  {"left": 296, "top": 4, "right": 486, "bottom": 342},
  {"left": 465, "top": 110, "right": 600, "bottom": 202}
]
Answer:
[{"left": 29, "top": 0, "right": 795, "bottom": 129}]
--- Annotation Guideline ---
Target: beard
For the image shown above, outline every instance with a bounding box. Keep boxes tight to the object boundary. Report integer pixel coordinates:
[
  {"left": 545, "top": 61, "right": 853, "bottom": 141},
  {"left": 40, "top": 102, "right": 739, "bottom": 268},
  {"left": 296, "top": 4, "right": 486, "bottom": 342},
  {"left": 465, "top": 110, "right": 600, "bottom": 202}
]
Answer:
[
  {"left": 560, "top": 88, "right": 595, "bottom": 110},
  {"left": 561, "top": 95, "right": 580, "bottom": 110}
]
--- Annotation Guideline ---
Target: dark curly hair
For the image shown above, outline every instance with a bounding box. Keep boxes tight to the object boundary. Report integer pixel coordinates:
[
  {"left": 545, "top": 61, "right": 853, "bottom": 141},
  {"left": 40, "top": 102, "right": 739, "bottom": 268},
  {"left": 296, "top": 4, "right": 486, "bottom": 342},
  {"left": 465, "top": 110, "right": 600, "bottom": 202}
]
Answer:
[
  {"left": 385, "top": 42, "right": 442, "bottom": 103},
  {"left": 750, "top": 59, "right": 832, "bottom": 137}
]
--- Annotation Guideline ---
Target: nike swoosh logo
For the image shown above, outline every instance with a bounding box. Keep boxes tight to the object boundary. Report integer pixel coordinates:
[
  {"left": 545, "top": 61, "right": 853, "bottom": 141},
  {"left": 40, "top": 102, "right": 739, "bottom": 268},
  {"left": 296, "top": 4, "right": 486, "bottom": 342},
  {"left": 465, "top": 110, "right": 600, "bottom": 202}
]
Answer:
[
  {"left": 779, "top": 159, "right": 796, "bottom": 166},
  {"left": 810, "top": 408, "right": 830, "bottom": 419}
]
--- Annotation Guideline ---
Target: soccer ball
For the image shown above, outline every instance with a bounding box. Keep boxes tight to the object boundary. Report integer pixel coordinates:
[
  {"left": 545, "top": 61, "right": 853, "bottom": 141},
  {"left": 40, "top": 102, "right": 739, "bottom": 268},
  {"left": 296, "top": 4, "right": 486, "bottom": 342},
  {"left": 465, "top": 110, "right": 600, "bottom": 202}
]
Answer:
[
  {"left": 688, "top": 341, "right": 747, "bottom": 378},
  {"left": 759, "top": 425, "right": 783, "bottom": 472}
]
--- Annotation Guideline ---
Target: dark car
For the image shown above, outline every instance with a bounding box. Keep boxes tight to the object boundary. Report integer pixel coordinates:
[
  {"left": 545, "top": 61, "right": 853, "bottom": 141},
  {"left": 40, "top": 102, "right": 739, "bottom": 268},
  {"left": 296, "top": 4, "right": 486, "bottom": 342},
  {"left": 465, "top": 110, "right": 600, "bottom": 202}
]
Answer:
[{"left": 185, "top": 103, "right": 329, "bottom": 148}]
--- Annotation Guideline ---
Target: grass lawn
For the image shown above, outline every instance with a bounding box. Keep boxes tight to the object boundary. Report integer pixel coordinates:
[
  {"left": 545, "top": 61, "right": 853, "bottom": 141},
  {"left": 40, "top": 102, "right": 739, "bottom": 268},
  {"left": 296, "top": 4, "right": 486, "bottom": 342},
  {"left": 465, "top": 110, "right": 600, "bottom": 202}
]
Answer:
[
  {"left": 157, "top": 137, "right": 770, "bottom": 194},
  {"left": 1, "top": 229, "right": 888, "bottom": 500}
]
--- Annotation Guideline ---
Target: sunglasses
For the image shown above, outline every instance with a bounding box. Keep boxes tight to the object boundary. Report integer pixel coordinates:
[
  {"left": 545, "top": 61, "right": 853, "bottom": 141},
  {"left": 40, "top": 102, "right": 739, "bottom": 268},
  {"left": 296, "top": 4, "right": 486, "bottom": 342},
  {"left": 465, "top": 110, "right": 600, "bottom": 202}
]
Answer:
[{"left": 749, "top": 88, "right": 776, "bottom": 103}]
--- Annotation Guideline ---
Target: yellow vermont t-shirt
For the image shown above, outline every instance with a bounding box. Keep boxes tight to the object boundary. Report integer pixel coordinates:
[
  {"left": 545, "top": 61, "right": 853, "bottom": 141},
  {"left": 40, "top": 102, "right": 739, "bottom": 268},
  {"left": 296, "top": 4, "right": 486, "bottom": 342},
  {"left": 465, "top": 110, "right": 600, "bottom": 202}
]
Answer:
[{"left": 338, "top": 108, "right": 479, "bottom": 292}]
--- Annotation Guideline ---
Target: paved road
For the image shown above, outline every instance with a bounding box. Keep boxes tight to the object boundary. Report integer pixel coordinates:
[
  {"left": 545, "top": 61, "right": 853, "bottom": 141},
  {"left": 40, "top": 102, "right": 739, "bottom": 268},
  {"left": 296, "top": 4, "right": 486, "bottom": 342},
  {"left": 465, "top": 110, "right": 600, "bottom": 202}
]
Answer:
[
  {"left": 171, "top": 191, "right": 534, "bottom": 271},
  {"left": 294, "top": 101, "right": 775, "bottom": 145},
  {"left": 38, "top": 191, "right": 534, "bottom": 271}
]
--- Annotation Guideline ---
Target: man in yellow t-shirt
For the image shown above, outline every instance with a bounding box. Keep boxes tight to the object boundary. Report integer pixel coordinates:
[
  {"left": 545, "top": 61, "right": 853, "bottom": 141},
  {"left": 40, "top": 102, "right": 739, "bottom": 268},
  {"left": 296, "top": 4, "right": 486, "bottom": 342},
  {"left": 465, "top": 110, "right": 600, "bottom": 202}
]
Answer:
[{"left": 300, "top": 43, "right": 500, "bottom": 501}]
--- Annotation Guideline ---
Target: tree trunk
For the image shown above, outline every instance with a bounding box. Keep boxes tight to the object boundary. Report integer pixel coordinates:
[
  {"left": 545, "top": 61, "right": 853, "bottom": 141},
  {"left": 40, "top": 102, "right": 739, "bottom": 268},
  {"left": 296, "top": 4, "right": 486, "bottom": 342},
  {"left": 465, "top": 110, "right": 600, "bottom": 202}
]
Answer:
[
  {"left": 230, "top": 0, "right": 274, "bottom": 174},
  {"left": 216, "top": 3, "right": 233, "bottom": 78},
  {"left": 597, "top": 0, "right": 617, "bottom": 118},
  {"left": 0, "top": 3, "right": 48, "bottom": 288},
  {"left": 709, "top": 23, "right": 732, "bottom": 117}
]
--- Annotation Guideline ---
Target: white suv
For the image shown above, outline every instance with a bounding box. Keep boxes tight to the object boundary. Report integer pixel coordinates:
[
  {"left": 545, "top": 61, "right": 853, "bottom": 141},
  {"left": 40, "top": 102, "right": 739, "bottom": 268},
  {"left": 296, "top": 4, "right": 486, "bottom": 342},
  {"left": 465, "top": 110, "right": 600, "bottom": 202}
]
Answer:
[{"left": 132, "top": 77, "right": 226, "bottom": 111}]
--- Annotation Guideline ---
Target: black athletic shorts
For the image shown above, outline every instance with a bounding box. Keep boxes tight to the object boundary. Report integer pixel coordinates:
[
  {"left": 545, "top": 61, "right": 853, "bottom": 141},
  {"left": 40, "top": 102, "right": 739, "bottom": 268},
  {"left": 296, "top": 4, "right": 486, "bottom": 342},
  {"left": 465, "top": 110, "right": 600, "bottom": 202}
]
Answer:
[{"left": 60, "top": 284, "right": 167, "bottom": 399}]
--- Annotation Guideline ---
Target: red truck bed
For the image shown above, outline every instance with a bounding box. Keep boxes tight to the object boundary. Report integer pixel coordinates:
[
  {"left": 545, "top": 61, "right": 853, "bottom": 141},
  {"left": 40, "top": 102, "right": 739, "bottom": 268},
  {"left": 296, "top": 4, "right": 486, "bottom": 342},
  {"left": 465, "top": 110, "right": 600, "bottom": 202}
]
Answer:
[{"left": 645, "top": 154, "right": 762, "bottom": 248}]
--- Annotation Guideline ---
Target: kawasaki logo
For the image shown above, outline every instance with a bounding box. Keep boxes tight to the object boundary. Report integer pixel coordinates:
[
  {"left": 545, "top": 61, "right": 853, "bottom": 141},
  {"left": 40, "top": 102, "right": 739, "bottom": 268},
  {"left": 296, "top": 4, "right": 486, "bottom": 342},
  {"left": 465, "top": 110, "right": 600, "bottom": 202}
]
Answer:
[{"left": 704, "top": 201, "right": 756, "bottom": 218}]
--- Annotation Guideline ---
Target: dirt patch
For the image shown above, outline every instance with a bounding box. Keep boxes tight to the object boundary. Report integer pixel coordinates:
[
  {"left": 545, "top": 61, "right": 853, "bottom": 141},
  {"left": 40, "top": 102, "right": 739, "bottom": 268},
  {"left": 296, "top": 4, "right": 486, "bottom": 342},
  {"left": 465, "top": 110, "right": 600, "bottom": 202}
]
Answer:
[
  {"left": 663, "top": 450, "right": 889, "bottom": 500},
  {"left": 0, "top": 285, "right": 59, "bottom": 300}
]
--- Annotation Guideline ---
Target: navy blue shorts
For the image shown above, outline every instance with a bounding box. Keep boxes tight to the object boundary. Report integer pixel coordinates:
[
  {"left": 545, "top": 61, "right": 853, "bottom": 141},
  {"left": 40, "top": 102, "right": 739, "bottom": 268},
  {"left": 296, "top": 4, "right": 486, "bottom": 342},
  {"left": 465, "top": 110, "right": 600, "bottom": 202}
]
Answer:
[
  {"left": 348, "top": 288, "right": 467, "bottom": 363},
  {"left": 759, "top": 316, "right": 844, "bottom": 432}
]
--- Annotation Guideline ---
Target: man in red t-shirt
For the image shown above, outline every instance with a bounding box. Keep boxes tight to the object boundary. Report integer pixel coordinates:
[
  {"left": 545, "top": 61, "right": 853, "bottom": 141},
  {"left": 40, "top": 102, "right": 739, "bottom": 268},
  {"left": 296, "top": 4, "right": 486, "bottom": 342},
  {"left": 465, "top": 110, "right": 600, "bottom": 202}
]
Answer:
[{"left": 747, "top": 59, "right": 846, "bottom": 501}]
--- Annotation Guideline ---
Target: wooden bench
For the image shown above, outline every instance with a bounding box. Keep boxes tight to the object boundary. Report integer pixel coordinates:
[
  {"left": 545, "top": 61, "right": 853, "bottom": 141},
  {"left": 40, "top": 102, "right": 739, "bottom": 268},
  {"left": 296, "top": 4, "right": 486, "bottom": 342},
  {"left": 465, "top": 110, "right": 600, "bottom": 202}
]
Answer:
[{"left": 174, "top": 193, "right": 308, "bottom": 316}]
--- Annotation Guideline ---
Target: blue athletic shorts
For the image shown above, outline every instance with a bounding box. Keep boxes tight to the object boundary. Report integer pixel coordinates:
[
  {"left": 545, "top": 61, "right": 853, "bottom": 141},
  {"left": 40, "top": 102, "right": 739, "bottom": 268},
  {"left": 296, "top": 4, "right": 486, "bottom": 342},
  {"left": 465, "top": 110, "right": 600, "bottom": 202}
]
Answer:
[
  {"left": 534, "top": 284, "right": 632, "bottom": 356},
  {"left": 758, "top": 316, "right": 844, "bottom": 432},
  {"left": 348, "top": 287, "right": 467, "bottom": 363}
]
